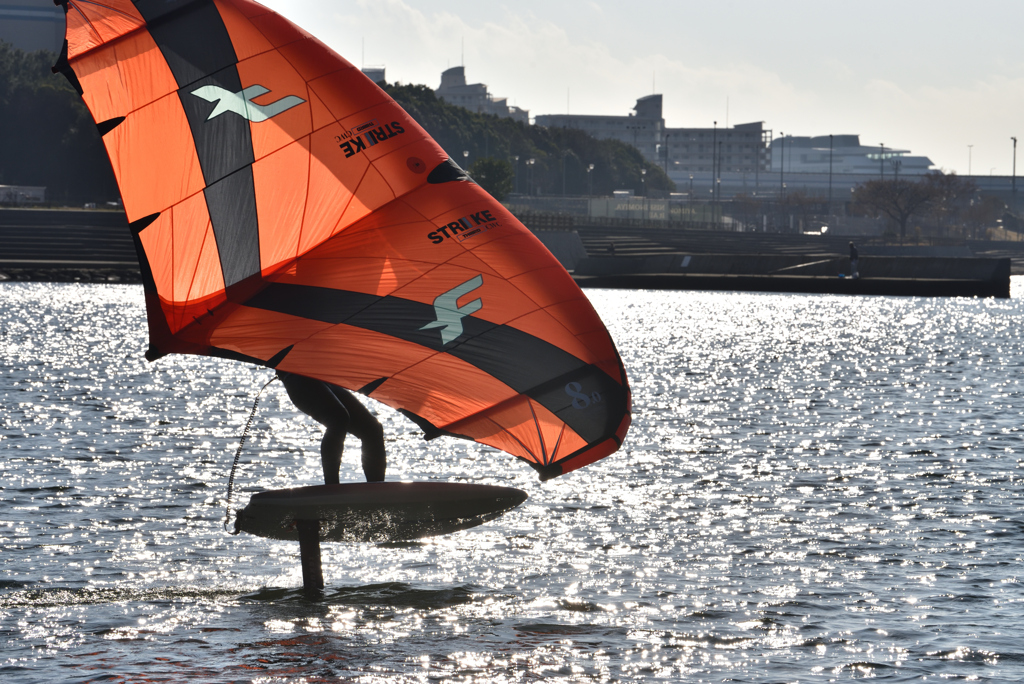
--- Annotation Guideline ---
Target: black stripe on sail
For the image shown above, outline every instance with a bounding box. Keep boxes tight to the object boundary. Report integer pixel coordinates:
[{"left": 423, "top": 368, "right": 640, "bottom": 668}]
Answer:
[
  {"left": 246, "top": 283, "right": 627, "bottom": 445},
  {"left": 134, "top": 0, "right": 239, "bottom": 87},
  {"left": 51, "top": 39, "right": 83, "bottom": 95},
  {"left": 135, "top": 0, "right": 262, "bottom": 289},
  {"left": 176, "top": 66, "right": 256, "bottom": 185},
  {"left": 96, "top": 116, "right": 125, "bottom": 136},
  {"left": 427, "top": 158, "right": 471, "bottom": 184},
  {"left": 205, "top": 168, "right": 261, "bottom": 288}
]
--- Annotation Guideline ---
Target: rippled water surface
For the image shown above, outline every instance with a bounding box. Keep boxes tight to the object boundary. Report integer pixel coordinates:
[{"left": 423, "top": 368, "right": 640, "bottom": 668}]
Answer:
[{"left": 3, "top": 281, "right": 1024, "bottom": 682}]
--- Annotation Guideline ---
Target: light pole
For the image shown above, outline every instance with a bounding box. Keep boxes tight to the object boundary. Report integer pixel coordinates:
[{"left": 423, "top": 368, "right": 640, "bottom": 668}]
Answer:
[
  {"left": 717, "top": 140, "right": 723, "bottom": 204},
  {"left": 513, "top": 155, "right": 519, "bottom": 194},
  {"left": 1012, "top": 137, "right": 1017, "bottom": 211},
  {"left": 779, "top": 132, "right": 785, "bottom": 198},
  {"left": 879, "top": 143, "right": 884, "bottom": 180},
  {"left": 561, "top": 150, "right": 567, "bottom": 196},
  {"left": 828, "top": 134, "right": 834, "bottom": 216},
  {"left": 664, "top": 133, "right": 671, "bottom": 174},
  {"left": 526, "top": 158, "right": 535, "bottom": 196},
  {"left": 587, "top": 163, "right": 594, "bottom": 197},
  {"left": 968, "top": 144, "right": 973, "bottom": 176},
  {"left": 712, "top": 121, "right": 718, "bottom": 202},
  {"left": 641, "top": 168, "right": 647, "bottom": 224}
]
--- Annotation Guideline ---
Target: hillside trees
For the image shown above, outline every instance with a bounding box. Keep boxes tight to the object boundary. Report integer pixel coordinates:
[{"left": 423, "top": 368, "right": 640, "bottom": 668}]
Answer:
[
  {"left": 852, "top": 177, "right": 936, "bottom": 242},
  {"left": 383, "top": 83, "right": 674, "bottom": 197},
  {"left": 851, "top": 172, "right": 990, "bottom": 241},
  {"left": 468, "top": 157, "right": 514, "bottom": 201},
  {"left": 0, "top": 42, "right": 118, "bottom": 203},
  {"left": 0, "top": 40, "right": 672, "bottom": 205}
]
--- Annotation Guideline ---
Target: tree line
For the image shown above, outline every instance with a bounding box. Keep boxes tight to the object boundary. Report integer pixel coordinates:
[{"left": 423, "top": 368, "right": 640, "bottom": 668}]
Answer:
[
  {"left": 382, "top": 82, "right": 674, "bottom": 200},
  {"left": 0, "top": 42, "right": 118, "bottom": 204},
  {"left": 0, "top": 41, "right": 674, "bottom": 206},
  {"left": 730, "top": 172, "right": 1015, "bottom": 240},
  {"left": 850, "top": 172, "right": 1009, "bottom": 241}
]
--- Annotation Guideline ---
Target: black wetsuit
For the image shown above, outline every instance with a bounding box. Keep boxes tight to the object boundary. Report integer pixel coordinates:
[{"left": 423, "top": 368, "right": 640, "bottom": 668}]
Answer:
[{"left": 277, "top": 371, "right": 386, "bottom": 484}]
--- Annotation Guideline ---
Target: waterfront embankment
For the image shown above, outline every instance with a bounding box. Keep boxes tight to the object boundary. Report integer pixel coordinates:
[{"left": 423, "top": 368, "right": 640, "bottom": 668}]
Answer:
[{"left": 2, "top": 208, "right": 1019, "bottom": 296}]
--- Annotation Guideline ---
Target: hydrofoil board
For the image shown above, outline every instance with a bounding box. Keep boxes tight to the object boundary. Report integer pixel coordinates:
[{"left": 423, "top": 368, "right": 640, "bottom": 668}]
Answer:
[{"left": 234, "top": 482, "right": 527, "bottom": 543}]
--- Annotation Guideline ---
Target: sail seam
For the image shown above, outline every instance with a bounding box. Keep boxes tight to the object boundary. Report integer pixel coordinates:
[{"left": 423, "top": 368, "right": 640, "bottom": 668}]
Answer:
[{"left": 527, "top": 399, "right": 548, "bottom": 465}]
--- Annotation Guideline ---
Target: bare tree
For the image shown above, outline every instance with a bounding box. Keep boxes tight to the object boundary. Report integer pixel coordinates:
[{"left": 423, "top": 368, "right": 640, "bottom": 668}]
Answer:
[
  {"left": 964, "top": 195, "right": 1005, "bottom": 240},
  {"left": 922, "top": 171, "right": 976, "bottom": 237},
  {"left": 852, "top": 178, "right": 936, "bottom": 242}
]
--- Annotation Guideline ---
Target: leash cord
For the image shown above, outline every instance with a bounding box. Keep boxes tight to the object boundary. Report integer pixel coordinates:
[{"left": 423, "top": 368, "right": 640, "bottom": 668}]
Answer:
[{"left": 224, "top": 375, "right": 277, "bottom": 533}]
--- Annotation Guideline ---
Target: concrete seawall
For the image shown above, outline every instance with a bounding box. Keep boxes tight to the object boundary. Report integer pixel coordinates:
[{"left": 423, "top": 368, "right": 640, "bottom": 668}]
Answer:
[
  {"left": 0, "top": 208, "right": 139, "bottom": 282},
  {"left": 573, "top": 254, "right": 1010, "bottom": 298},
  {"left": 0, "top": 208, "right": 1014, "bottom": 297},
  {"left": 564, "top": 225, "right": 1013, "bottom": 298}
]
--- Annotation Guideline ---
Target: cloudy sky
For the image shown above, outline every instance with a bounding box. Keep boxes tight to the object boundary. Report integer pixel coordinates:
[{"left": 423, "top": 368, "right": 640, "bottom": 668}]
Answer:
[{"left": 254, "top": 0, "right": 1024, "bottom": 177}]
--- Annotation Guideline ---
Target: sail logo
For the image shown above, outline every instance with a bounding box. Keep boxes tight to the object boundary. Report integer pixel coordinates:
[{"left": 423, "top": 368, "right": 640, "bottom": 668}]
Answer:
[
  {"left": 191, "top": 84, "right": 305, "bottom": 122},
  {"left": 420, "top": 275, "right": 483, "bottom": 345},
  {"left": 566, "top": 382, "right": 603, "bottom": 410},
  {"left": 427, "top": 210, "right": 500, "bottom": 245},
  {"left": 337, "top": 120, "right": 407, "bottom": 158}
]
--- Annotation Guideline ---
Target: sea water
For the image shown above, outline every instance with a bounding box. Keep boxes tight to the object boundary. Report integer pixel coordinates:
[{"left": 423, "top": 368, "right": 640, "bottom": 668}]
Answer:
[{"left": 1, "top": 281, "right": 1023, "bottom": 683}]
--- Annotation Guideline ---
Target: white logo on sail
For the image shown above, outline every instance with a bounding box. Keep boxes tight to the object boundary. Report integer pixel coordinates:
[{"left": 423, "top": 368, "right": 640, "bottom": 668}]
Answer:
[
  {"left": 420, "top": 275, "right": 483, "bottom": 345},
  {"left": 190, "top": 84, "right": 305, "bottom": 122}
]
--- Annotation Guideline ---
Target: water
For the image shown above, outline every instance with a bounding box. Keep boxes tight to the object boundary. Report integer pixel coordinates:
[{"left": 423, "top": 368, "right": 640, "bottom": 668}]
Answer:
[{"left": 2, "top": 281, "right": 1023, "bottom": 683}]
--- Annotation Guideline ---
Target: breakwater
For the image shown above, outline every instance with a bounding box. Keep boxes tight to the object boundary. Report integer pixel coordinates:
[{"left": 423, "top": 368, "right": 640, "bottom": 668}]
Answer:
[
  {"left": 1, "top": 208, "right": 1017, "bottom": 296},
  {"left": 0, "top": 207, "right": 139, "bottom": 282}
]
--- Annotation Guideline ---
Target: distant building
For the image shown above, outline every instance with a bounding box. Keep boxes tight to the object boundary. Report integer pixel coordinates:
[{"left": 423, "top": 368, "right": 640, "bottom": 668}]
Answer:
[
  {"left": 536, "top": 95, "right": 664, "bottom": 161},
  {"left": 361, "top": 67, "right": 386, "bottom": 85},
  {"left": 537, "top": 98, "right": 771, "bottom": 178},
  {"left": 665, "top": 121, "right": 772, "bottom": 175},
  {"left": 435, "top": 66, "right": 529, "bottom": 123},
  {"left": 0, "top": 185, "right": 46, "bottom": 204},
  {"left": 771, "top": 135, "right": 935, "bottom": 176},
  {"left": 0, "top": 0, "right": 64, "bottom": 53}
]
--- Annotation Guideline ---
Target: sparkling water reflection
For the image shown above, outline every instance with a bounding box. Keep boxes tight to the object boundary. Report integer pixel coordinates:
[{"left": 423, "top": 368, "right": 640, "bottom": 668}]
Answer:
[{"left": 2, "top": 281, "right": 1023, "bottom": 682}]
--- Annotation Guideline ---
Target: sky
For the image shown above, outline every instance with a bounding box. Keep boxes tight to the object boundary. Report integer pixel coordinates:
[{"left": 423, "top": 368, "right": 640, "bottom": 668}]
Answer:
[{"left": 254, "top": 0, "right": 1024, "bottom": 177}]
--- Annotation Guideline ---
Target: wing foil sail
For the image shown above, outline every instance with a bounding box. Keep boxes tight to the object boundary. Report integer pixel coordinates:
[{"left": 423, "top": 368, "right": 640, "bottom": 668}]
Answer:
[{"left": 58, "top": 0, "right": 631, "bottom": 479}]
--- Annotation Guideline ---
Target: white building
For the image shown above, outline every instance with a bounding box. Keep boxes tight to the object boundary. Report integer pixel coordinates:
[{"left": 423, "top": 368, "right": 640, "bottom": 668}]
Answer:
[
  {"left": 0, "top": 185, "right": 46, "bottom": 204},
  {"left": 535, "top": 95, "right": 664, "bottom": 161},
  {"left": 771, "top": 135, "right": 935, "bottom": 176},
  {"left": 435, "top": 67, "right": 529, "bottom": 123},
  {"left": 0, "top": 0, "right": 64, "bottom": 53}
]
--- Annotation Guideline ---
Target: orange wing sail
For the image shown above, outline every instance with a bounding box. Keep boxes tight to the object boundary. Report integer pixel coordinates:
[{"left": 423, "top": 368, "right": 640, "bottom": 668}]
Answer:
[{"left": 55, "top": 0, "right": 631, "bottom": 480}]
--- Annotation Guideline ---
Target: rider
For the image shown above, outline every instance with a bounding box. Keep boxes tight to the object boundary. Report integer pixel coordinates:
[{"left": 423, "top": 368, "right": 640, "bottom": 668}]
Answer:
[{"left": 276, "top": 370, "right": 386, "bottom": 484}]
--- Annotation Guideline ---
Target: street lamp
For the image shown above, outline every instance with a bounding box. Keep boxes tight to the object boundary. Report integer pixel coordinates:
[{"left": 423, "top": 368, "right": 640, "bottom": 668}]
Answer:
[
  {"left": 828, "top": 134, "right": 834, "bottom": 216},
  {"left": 712, "top": 121, "right": 718, "bottom": 201},
  {"left": 1012, "top": 137, "right": 1017, "bottom": 211},
  {"left": 526, "top": 158, "right": 535, "bottom": 196},
  {"left": 716, "top": 140, "right": 723, "bottom": 204},
  {"left": 513, "top": 155, "right": 519, "bottom": 194},
  {"left": 641, "top": 168, "right": 647, "bottom": 224},
  {"left": 879, "top": 143, "right": 884, "bottom": 180},
  {"left": 968, "top": 144, "right": 973, "bottom": 176},
  {"left": 587, "top": 163, "right": 595, "bottom": 197},
  {"left": 779, "top": 132, "right": 785, "bottom": 197},
  {"left": 561, "top": 149, "right": 569, "bottom": 196}
]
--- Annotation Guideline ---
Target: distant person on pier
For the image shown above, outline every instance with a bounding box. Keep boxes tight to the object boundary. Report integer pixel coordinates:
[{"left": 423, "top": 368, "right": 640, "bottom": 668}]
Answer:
[{"left": 849, "top": 242, "right": 860, "bottom": 279}]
